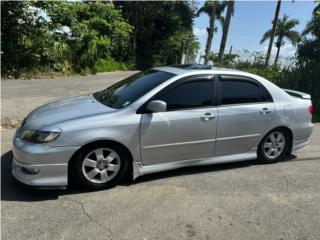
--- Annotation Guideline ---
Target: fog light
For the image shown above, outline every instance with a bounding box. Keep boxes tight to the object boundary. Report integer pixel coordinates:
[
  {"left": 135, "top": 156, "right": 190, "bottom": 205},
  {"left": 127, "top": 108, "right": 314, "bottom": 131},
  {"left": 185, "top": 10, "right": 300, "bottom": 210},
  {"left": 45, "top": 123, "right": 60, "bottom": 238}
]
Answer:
[{"left": 22, "top": 166, "right": 40, "bottom": 175}]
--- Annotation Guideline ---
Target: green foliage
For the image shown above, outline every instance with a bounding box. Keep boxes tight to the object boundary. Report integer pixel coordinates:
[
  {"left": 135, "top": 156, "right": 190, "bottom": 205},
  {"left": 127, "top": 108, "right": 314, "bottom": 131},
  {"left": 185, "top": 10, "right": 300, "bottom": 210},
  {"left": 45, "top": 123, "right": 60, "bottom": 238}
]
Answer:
[
  {"left": 207, "top": 51, "right": 239, "bottom": 66},
  {"left": 1, "top": 1, "right": 52, "bottom": 77},
  {"left": 1, "top": 1, "right": 133, "bottom": 77},
  {"left": 2, "top": 1, "right": 199, "bottom": 76},
  {"left": 260, "top": 14, "right": 300, "bottom": 66},
  {"left": 154, "top": 31, "right": 200, "bottom": 66},
  {"left": 114, "top": 1, "right": 198, "bottom": 69},
  {"left": 197, "top": 0, "right": 227, "bottom": 24},
  {"left": 302, "top": 2, "right": 320, "bottom": 36},
  {"left": 197, "top": 0, "right": 227, "bottom": 64},
  {"left": 45, "top": 1, "right": 132, "bottom": 73},
  {"left": 94, "top": 58, "right": 132, "bottom": 72}
]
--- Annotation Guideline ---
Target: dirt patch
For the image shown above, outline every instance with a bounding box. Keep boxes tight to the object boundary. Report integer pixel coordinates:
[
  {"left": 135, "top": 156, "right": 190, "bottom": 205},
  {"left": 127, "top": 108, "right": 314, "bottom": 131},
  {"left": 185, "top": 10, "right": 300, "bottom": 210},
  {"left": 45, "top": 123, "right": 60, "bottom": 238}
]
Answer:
[{"left": 1, "top": 117, "right": 23, "bottom": 129}]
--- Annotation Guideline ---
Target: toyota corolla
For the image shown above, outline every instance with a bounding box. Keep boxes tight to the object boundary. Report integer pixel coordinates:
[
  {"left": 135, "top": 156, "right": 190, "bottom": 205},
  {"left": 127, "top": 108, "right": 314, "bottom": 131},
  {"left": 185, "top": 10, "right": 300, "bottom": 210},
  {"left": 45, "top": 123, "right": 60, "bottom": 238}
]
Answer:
[{"left": 12, "top": 64, "right": 314, "bottom": 190}]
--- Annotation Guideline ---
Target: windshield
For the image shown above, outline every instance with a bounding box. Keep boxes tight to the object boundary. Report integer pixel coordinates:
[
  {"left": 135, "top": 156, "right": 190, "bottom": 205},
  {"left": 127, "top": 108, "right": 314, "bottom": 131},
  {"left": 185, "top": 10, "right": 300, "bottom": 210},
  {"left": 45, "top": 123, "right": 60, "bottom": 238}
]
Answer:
[{"left": 93, "top": 70, "right": 175, "bottom": 109}]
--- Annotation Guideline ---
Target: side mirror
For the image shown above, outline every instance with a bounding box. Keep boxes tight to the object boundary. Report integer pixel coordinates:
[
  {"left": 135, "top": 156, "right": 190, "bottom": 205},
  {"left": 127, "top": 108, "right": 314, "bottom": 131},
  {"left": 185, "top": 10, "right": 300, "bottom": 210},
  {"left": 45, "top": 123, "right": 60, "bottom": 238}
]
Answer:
[{"left": 146, "top": 100, "right": 167, "bottom": 113}]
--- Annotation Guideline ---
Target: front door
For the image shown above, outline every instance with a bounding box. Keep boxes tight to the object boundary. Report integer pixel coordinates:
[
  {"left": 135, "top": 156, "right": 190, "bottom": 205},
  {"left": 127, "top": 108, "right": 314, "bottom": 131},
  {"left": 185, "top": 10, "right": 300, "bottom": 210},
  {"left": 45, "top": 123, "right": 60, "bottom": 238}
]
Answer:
[
  {"left": 139, "top": 75, "right": 218, "bottom": 165},
  {"left": 215, "top": 75, "right": 275, "bottom": 156}
]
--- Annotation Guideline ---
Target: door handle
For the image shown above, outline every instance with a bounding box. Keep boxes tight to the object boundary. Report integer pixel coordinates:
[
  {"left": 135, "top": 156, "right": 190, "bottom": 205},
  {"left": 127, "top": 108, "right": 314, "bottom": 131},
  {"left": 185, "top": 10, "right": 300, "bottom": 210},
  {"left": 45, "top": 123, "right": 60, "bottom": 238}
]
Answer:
[
  {"left": 260, "top": 108, "right": 272, "bottom": 115},
  {"left": 201, "top": 112, "right": 216, "bottom": 121}
]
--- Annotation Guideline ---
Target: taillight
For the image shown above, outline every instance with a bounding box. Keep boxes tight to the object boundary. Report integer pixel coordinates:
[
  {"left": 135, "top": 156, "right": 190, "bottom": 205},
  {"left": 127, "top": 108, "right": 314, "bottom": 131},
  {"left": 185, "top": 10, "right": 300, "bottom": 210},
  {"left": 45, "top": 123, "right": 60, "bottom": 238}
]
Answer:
[{"left": 308, "top": 105, "right": 314, "bottom": 115}]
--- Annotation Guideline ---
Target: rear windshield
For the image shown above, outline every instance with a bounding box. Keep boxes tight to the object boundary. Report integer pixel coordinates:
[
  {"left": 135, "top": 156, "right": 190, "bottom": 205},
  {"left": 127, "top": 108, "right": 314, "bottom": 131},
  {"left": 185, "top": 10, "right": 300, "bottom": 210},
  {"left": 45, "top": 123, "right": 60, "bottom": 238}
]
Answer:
[{"left": 93, "top": 70, "right": 175, "bottom": 109}]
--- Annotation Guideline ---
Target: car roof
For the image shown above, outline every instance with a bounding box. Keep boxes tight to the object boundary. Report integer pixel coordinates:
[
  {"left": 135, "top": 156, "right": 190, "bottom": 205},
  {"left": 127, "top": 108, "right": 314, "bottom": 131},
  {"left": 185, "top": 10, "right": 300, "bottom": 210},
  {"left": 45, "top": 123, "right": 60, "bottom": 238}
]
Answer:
[{"left": 153, "top": 64, "right": 243, "bottom": 76}]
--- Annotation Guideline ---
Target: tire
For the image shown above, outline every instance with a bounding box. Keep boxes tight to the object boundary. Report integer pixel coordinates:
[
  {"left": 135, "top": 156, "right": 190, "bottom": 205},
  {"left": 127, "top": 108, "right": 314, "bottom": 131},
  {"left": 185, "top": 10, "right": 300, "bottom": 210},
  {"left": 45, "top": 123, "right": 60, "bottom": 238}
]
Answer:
[
  {"left": 71, "top": 143, "right": 129, "bottom": 190},
  {"left": 258, "top": 129, "right": 289, "bottom": 164}
]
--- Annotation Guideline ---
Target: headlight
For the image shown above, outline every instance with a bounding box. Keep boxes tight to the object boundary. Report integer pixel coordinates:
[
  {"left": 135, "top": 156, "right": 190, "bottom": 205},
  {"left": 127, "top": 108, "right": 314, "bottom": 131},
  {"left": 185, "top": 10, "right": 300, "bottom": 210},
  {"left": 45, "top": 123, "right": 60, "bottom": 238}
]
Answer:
[{"left": 20, "top": 129, "right": 61, "bottom": 143}]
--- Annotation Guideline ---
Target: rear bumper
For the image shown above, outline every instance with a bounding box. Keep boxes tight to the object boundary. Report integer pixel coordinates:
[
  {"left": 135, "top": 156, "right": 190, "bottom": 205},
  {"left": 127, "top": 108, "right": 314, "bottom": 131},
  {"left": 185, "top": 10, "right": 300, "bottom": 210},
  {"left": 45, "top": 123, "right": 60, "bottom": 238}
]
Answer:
[
  {"left": 12, "top": 135, "right": 78, "bottom": 187},
  {"left": 292, "top": 123, "right": 314, "bottom": 151},
  {"left": 292, "top": 139, "right": 310, "bottom": 151}
]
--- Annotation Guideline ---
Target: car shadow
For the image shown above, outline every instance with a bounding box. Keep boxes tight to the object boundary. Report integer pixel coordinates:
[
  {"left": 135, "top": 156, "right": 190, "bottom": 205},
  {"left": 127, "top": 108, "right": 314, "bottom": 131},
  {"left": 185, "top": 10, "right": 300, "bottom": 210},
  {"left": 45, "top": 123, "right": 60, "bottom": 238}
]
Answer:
[
  {"left": 1, "top": 149, "right": 316, "bottom": 202},
  {"left": 1, "top": 151, "right": 63, "bottom": 202}
]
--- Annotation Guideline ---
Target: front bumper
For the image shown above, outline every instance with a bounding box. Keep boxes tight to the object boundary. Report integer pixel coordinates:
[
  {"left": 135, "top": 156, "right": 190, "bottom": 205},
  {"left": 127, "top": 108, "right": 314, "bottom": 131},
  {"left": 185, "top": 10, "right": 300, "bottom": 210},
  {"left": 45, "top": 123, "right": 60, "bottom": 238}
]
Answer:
[
  {"left": 12, "top": 158, "right": 68, "bottom": 187},
  {"left": 12, "top": 135, "right": 79, "bottom": 187}
]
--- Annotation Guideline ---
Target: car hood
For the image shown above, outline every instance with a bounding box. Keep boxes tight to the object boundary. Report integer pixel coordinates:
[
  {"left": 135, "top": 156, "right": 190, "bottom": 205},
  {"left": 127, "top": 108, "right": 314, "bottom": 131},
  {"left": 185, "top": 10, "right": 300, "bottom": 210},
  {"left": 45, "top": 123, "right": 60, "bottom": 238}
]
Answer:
[{"left": 24, "top": 94, "right": 115, "bottom": 129}]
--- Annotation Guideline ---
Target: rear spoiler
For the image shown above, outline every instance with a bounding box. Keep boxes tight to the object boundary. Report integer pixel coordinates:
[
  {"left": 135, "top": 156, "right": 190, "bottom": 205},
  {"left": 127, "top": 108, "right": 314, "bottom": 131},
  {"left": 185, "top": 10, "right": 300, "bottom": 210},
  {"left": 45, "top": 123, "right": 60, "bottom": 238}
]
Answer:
[{"left": 283, "top": 88, "right": 311, "bottom": 100}]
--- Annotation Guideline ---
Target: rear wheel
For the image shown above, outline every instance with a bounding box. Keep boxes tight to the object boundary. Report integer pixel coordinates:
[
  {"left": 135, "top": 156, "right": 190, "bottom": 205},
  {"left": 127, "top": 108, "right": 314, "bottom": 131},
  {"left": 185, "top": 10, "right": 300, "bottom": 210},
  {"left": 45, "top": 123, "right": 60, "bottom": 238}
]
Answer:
[
  {"left": 258, "top": 129, "right": 289, "bottom": 163},
  {"left": 71, "top": 143, "right": 129, "bottom": 190}
]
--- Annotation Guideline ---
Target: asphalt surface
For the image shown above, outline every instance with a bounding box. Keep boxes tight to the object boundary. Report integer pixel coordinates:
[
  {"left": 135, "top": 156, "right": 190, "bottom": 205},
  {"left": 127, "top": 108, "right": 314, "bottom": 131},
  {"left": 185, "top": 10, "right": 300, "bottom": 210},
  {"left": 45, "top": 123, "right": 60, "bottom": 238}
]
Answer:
[
  {"left": 1, "top": 73, "right": 320, "bottom": 240},
  {"left": 1, "top": 71, "right": 137, "bottom": 127}
]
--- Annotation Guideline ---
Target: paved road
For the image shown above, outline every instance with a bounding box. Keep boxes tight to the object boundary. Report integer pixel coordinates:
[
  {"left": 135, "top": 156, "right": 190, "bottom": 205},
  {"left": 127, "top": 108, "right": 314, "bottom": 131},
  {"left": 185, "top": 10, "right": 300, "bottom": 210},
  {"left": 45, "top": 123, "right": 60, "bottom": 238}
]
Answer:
[
  {"left": 1, "top": 71, "right": 137, "bottom": 127},
  {"left": 1, "top": 73, "right": 320, "bottom": 240}
]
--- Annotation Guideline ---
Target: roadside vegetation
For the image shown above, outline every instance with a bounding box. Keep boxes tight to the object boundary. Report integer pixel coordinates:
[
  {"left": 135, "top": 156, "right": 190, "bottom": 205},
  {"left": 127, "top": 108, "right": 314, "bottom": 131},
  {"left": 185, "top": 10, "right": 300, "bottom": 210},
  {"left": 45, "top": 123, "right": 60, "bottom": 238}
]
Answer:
[
  {"left": 1, "top": 1, "right": 199, "bottom": 77},
  {"left": 1, "top": 1, "right": 319, "bottom": 120}
]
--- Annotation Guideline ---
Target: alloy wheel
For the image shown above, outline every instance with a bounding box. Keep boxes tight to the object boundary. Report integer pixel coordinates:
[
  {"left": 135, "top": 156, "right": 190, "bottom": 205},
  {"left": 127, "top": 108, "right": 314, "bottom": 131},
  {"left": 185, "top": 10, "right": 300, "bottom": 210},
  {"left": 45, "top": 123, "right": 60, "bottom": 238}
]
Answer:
[
  {"left": 81, "top": 148, "right": 121, "bottom": 184},
  {"left": 263, "top": 131, "right": 286, "bottom": 159}
]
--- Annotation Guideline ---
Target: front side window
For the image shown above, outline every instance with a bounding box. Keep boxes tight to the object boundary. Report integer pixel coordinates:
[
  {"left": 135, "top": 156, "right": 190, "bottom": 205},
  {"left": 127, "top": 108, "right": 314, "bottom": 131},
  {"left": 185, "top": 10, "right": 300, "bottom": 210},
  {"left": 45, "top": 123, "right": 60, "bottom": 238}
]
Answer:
[
  {"left": 156, "top": 78, "right": 213, "bottom": 111},
  {"left": 220, "top": 77, "right": 260, "bottom": 105},
  {"left": 93, "top": 70, "right": 175, "bottom": 109}
]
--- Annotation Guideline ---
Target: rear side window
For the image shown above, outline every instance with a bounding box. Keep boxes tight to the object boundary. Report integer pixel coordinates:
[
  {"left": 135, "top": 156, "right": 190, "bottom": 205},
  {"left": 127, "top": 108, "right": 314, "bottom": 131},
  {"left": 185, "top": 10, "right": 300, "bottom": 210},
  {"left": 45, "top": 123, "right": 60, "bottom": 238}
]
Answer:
[
  {"left": 221, "top": 79, "right": 260, "bottom": 105},
  {"left": 220, "top": 75, "right": 272, "bottom": 105},
  {"left": 156, "top": 78, "right": 213, "bottom": 111},
  {"left": 261, "top": 86, "right": 273, "bottom": 102}
]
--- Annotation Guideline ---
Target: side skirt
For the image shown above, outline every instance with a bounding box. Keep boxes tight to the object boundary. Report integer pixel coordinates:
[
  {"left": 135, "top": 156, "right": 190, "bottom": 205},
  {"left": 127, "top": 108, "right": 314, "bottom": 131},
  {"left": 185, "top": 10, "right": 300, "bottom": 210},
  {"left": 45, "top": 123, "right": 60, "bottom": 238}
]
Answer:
[{"left": 132, "top": 150, "right": 257, "bottom": 180}]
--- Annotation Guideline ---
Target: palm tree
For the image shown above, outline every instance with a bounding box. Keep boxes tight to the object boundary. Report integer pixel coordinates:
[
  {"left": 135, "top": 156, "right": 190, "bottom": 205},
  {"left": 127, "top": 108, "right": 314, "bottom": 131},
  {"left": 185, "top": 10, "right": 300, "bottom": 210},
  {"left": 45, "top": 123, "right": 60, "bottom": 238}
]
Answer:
[
  {"left": 260, "top": 14, "right": 300, "bottom": 66},
  {"left": 217, "top": 0, "right": 235, "bottom": 63},
  {"left": 302, "top": 2, "right": 320, "bottom": 36},
  {"left": 265, "top": 0, "right": 282, "bottom": 66},
  {"left": 197, "top": 0, "right": 227, "bottom": 64}
]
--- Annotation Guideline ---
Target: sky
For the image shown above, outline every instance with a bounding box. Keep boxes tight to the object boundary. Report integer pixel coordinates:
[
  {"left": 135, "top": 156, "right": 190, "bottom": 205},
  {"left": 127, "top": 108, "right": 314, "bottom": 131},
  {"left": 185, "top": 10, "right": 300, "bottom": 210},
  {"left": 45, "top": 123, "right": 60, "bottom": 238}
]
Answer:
[{"left": 193, "top": 0, "right": 317, "bottom": 63}]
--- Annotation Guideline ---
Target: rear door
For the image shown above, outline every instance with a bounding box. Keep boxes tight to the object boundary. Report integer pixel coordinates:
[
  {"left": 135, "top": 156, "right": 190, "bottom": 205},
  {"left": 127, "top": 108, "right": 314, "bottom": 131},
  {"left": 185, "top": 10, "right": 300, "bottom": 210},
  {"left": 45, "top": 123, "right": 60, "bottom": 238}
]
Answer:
[{"left": 215, "top": 75, "right": 275, "bottom": 156}]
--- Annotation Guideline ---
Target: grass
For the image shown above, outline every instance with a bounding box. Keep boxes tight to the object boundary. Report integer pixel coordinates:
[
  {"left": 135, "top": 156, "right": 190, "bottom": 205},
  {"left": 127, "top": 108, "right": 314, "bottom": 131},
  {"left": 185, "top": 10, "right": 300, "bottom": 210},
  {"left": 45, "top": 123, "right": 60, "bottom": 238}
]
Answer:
[{"left": 94, "top": 58, "right": 133, "bottom": 73}]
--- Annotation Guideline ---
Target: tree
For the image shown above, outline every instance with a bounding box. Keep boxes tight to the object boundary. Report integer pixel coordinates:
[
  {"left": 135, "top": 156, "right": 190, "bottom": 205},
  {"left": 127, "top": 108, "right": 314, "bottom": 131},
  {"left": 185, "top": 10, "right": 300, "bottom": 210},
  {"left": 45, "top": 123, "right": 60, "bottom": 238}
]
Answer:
[
  {"left": 114, "top": 1, "right": 196, "bottom": 69},
  {"left": 217, "top": 0, "right": 235, "bottom": 63},
  {"left": 302, "top": 1, "right": 320, "bottom": 37},
  {"left": 197, "top": 0, "right": 227, "bottom": 64},
  {"left": 295, "top": 2, "right": 320, "bottom": 105},
  {"left": 260, "top": 14, "right": 299, "bottom": 66},
  {"left": 207, "top": 50, "right": 239, "bottom": 66},
  {"left": 1, "top": 1, "right": 52, "bottom": 76},
  {"left": 155, "top": 31, "right": 199, "bottom": 66},
  {"left": 45, "top": 1, "right": 132, "bottom": 72},
  {"left": 265, "top": 0, "right": 282, "bottom": 66},
  {"left": 1, "top": 1, "right": 199, "bottom": 76}
]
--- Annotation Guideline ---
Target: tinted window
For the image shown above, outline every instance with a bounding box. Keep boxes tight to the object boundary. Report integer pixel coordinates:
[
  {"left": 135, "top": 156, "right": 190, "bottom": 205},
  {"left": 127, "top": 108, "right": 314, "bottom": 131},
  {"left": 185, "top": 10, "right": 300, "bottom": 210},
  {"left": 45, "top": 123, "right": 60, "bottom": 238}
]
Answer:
[
  {"left": 221, "top": 79, "right": 260, "bottom": 105},
  {"left": 261, "top": 87, "right": 272, "bottom": 102},
  {"left": 93, "top": 70, "right": 175, "bottom": 109},
  {"left": 156, "top": 79, "right": 213, "bottom": 110}
]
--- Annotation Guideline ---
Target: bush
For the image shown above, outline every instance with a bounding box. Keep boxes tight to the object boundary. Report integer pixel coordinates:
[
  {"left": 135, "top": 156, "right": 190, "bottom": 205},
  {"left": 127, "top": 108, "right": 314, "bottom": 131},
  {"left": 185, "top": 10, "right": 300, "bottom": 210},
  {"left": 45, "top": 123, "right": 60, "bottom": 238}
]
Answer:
[
  {"left": 94, "top": 58, "right": 133, "bottom": 72},
  {"left": 237, "top": 65, "right": 283, "bottom": 85}
]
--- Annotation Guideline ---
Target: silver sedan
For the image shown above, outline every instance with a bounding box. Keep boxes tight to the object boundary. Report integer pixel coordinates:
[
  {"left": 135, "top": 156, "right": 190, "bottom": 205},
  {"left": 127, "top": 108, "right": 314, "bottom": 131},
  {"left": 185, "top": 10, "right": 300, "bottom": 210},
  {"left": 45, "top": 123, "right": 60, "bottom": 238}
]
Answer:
[{"left": 12, "top": 65, "right": 314, "bottom": 190}]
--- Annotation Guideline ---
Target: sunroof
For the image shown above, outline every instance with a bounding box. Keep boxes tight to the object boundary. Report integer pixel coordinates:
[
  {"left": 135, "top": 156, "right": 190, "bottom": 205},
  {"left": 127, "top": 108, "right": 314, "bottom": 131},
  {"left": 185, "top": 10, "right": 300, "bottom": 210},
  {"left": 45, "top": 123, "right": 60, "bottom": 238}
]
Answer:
[{"left": 173, "top": 64, "right": 212, "bottom": 70}]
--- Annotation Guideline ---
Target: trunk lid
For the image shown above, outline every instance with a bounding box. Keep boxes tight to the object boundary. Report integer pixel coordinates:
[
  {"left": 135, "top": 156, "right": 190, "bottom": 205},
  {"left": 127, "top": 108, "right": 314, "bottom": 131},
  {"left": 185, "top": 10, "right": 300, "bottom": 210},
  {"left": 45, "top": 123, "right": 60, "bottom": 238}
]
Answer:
[{"left": 283, "top": 88, "right": 311, "bottom": 100}]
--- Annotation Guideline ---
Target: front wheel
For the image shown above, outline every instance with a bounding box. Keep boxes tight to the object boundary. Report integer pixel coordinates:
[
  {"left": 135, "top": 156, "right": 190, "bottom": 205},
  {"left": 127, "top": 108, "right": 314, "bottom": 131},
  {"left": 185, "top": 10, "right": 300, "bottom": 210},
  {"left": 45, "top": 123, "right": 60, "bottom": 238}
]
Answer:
[
  {"left": 71, "top": 143, "right": 129, "bottom": 190},
  {"left": 258, "top": 130, "right": 289, "bottom": 164}
]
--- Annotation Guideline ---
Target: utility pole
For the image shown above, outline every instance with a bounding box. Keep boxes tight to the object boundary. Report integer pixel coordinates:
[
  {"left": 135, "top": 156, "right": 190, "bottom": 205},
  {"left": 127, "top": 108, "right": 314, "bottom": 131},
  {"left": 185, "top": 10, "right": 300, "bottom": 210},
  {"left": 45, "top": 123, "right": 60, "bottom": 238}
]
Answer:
[
  {"left": 198, "top": 52, "right": 202, "bottom": 64},
  {"left": 180, "top": 33, "right": 189, "bottom": 64}
]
